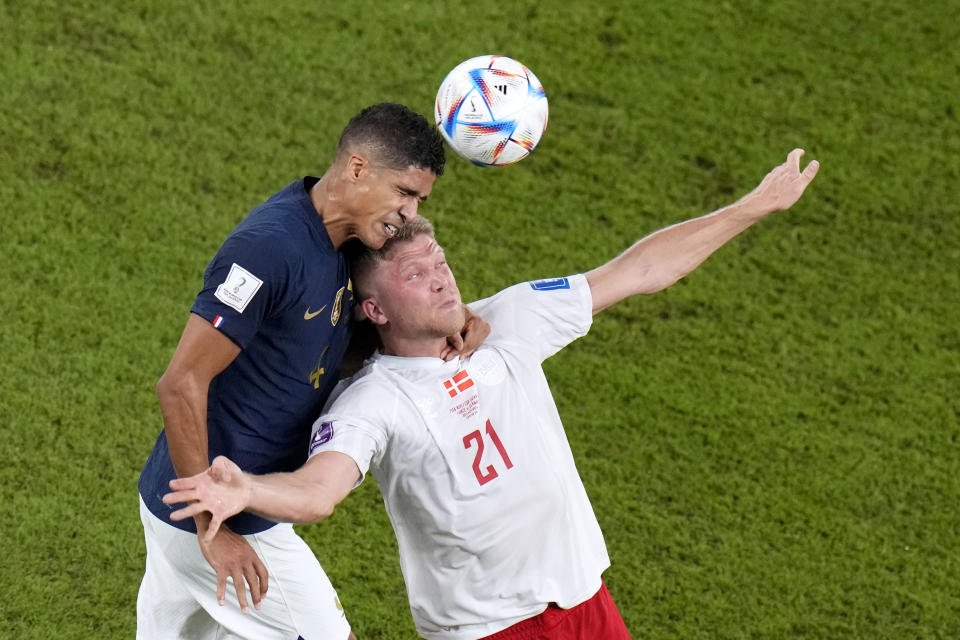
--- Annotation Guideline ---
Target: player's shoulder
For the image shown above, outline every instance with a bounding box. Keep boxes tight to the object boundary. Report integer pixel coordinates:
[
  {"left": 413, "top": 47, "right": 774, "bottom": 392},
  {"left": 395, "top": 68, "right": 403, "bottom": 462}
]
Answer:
[
  {"left": 328, "top": 359, "right": 399, "bottom": 406},
  {"left": 469, "top": 275, "right": 585, "bottom": 318},
  {"left": 222, "top": 193, "right": 323, "bottom": 268},
  {"left": 236, "top": 179, "right": 314, "bottom": 236}
]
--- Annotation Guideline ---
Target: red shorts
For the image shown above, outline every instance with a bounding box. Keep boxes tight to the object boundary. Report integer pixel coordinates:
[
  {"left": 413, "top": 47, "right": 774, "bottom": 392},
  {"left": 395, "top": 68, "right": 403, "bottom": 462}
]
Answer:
[{"left": 479, "top": 582, "right": 631, "bottom": 640}]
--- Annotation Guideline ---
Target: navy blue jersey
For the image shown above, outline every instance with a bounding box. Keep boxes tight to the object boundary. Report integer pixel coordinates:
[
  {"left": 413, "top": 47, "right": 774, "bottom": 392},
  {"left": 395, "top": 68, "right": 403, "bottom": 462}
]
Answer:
[{"left": 139, "top": 177, "right": 353, "bottom": 534}]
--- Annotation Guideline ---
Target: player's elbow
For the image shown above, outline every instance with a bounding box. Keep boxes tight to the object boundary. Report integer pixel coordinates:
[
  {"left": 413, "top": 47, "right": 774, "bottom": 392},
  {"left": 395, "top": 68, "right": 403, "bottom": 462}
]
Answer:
[
  {"left": 156, "top": 370, "right": 178, "bottom": 405},
  {"left": 156, "top": 369, "right": 205, "bottom": 426},
  {"left": 156, "top": 369, "right": 192, "bottom": 406},
  {"left": 305, "top": 499, "right": 336, "bottom": 523}
]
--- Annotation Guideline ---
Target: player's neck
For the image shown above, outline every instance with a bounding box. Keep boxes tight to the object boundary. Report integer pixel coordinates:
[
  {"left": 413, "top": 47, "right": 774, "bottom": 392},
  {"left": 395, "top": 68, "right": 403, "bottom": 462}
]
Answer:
[
  {"left": 380, "top": 334, "right": 448, "bottom": 359},
  {"left": 309, "top": 173, "right": 351, "bottom": 250}
]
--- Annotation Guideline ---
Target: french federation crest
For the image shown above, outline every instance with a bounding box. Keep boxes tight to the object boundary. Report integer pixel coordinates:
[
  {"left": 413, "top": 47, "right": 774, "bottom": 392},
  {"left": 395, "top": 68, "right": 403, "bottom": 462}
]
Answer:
[{"left": 331, "top": 286, "right": 345, "bottom": 325}]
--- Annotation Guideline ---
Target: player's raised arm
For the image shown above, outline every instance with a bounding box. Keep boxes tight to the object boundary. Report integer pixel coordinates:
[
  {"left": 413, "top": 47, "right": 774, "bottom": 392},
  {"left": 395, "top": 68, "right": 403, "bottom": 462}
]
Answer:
[
  {"left": 586, "top": 149, "right": 819, "bottom": 314},
  {"left": 163, "top": 452, "right": 362, "bottom": 544}
]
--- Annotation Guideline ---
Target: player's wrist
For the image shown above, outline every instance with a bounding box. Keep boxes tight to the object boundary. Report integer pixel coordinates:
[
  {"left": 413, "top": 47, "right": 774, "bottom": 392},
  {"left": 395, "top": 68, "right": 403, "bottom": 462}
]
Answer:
[
  {"left": 730, "top": 191, "right": 774, "bottom": 222},
  {"left": 241, "top": 472, "right": 261, "bottom": 512}
]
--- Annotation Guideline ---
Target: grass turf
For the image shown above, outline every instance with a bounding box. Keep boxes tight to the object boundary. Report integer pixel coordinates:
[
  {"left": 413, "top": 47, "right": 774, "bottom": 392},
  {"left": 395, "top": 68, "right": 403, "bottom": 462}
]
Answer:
[{"left": 1, "top": 0, "right": 958, "bottom": 637}]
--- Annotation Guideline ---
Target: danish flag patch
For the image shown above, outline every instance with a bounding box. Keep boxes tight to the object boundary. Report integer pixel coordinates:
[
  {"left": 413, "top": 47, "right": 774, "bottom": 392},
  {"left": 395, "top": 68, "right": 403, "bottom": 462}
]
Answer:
[{"left": 443, "top": 370, "right": 474, "bottom": 398}]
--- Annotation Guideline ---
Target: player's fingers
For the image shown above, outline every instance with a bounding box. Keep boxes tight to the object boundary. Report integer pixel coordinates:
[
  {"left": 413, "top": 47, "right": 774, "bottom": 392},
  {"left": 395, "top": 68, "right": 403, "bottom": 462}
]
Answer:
[
  {"left": 232, "top": 569, "right": 250, "bottom": 614},
  {"left": 459, "top": 343, "right": 480, "bottom": 359},
  {"left": 243, "top": 564, "right": 262, "bottom": 610},
  {"left": 205, "top": 513, "right": 225, "bottom": 544},
  {"left": 442, "top": 334, "right": 464, "bottom": 361},
  {"left": 162, "top": 487, "right": 197, "bottom": 504},
  {"left": 216, "top": 570, "right": 227, "bottom": 607},
  {"left": 210, "top": 458, "right": 230, "bottom": 481},
  {"left": 801, "top": 159, "right": 820, "bottom": 183},
  {"left": 253, "top": 555, "right": 269, "bottom": 599},
  {"left": 787, "top": 148, "right": 804, "bottom": 171},
  {"left": 169, "top": 503, "right": 206, "bottom": 522},
  {"left": 167, "top": 477, "right": 197, "bottom": 491}
]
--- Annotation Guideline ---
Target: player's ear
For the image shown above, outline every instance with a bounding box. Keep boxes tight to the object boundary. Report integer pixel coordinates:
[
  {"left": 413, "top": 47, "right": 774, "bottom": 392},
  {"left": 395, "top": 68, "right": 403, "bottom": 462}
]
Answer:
[
  {"left": 361, "top": 298, "right": 388, "bottom": 325},
  {"left": 345, "top": 153, "right": 368, "bottom": 181}
]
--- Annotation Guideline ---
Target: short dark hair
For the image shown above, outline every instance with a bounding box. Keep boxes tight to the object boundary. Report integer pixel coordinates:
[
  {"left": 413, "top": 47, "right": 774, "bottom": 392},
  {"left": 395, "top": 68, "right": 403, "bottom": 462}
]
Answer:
[
  {"left": 337, "top": 103, "right": 445, "bottom": 176},
  {"left": 347, "top": 217, "right": 437, "bottom": 301}
]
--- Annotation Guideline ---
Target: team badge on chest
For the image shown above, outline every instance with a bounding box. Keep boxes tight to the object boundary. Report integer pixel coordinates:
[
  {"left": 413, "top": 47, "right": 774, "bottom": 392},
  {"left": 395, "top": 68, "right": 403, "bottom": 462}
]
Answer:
[
  {"left": 331, "top": 286, "right": 345, "bottom": 326},
  {"left": 442, "top": 370, "right": 474, "bottom": 398},
  {"left": 443, "top": 369, "right": 480, "bottom": 420}
]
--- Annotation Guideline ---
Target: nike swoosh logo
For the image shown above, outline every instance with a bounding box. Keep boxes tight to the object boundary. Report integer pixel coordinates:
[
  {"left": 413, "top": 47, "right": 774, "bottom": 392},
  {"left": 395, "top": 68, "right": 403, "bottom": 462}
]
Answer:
[{"left": 304, "top": 305, "right": 327, "bottom": 320}]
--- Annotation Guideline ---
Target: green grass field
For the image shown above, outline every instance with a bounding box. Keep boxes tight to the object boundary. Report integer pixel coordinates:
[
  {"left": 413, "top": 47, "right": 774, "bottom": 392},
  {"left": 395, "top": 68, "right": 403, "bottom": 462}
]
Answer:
[{"left": 2, "top": 1, "right": 958, "bottom": 638}]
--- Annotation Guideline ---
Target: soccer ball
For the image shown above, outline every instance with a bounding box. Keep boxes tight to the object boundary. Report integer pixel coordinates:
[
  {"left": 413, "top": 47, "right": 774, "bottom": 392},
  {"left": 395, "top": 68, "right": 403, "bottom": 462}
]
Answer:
[{"left": 434, "top": 55, "right": 548, "bottom": 167}]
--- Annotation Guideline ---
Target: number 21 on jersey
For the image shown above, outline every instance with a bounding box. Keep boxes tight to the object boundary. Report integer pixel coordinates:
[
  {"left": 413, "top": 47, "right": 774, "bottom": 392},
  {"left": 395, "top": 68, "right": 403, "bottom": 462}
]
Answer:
[{"left": 462, "top": 419, "right": 513, "bottom": 486}]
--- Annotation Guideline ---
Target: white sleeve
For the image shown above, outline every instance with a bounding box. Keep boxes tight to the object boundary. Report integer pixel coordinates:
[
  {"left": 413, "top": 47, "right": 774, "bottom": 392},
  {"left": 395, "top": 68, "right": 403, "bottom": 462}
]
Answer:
[
  {"left": 307, "top": 377, "right": 391, "bottom": 480},
  {"left": 468, "top": 273, "right": 593, "bottom": 362}
]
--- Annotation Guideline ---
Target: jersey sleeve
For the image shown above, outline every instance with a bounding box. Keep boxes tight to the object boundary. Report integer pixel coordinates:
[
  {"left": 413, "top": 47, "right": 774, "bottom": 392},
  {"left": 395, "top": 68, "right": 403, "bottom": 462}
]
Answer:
[
  {"left": 468, "top": 273, "right": 593, "bottom": 362},
  {"left": 190, "top": 224, "right": 296, "bottom": 348},
  {"left": 306, "top": 375, "right": 392, "bottom": 481}
]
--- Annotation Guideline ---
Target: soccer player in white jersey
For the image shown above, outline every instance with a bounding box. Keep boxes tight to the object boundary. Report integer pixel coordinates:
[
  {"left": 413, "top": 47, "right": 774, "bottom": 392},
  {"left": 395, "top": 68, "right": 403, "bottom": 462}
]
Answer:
[{"left": 164, "top": 149, "right": 819, "bottom": 639}]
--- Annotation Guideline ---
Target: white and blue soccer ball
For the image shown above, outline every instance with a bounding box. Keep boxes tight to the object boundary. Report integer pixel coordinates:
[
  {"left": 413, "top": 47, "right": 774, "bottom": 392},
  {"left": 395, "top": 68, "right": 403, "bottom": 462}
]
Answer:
[{"left": 434, "top": 55, "right": 548, "bottom": 167}]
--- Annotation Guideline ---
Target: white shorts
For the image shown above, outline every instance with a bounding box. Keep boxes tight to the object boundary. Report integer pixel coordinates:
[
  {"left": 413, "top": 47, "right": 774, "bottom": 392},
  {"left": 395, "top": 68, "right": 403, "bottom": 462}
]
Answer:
[{"left": 137, "top": 495, "right": 351, "bottom": 640}]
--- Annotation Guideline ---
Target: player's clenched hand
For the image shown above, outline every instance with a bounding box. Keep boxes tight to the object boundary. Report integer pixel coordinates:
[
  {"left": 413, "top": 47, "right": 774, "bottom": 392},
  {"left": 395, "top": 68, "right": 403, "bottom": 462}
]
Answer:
[
  {"left": 744, "top": 148, "right": 820, "bottom": 215},
  {"left": 441, "top": 305, "right": 491, "bottom": 360},
  {"left": 197, "top": 521, "right": 268, "bottom": 614},
  {"left": 164, "top": 455, "right": 251, "bottom": 543}
]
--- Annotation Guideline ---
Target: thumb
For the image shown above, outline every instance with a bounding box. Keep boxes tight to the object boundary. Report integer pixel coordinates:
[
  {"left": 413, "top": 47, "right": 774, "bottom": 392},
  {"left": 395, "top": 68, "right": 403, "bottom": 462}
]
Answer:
[
  {"left": 801, "top": 159, "right": 820, "bottom": 183},
  {"left": 205, "top": 515, "right": 223, "bottom": 544},
  {"left": 210, "top": 456, "right": 232, "bottom": 481}
]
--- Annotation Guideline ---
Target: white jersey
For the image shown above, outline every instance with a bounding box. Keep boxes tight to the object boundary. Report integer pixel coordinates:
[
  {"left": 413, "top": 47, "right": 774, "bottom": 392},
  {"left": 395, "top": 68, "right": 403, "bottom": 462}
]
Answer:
[{"left": 309, "top": 274, "right": 610, "bottom": 640}]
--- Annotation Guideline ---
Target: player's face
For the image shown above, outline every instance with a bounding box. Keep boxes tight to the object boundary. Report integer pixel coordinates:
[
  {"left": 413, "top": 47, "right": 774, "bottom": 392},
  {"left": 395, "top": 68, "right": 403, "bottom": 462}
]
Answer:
[
  {"left": 349, "top": 163, "right": 436, "bottom": 250},
  {"left": 376, "top": 234, "right": 464, "bottom": 339}
]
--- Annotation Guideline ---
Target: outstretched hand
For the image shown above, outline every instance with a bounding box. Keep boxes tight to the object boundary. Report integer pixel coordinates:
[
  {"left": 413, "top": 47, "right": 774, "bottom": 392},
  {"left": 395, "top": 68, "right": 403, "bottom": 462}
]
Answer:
[
  {"left": 164, "top": 455, "right": 250, "bottom": 544},
  {"left": 746, "top": 148, "right": 820, "bottom": 214}
]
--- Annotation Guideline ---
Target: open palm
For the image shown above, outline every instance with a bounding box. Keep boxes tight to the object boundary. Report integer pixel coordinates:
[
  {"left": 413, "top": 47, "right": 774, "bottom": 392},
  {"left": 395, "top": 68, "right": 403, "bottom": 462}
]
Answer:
[{"left": 164, "top": 455, "right": 251, "bottom": 543}]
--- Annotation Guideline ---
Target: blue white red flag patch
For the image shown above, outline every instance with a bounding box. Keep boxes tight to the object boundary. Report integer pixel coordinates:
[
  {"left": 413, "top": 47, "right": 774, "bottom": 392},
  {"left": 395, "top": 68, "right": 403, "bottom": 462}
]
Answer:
[{"left": 212, "top": 315, "right": 224, "bottom": 328}]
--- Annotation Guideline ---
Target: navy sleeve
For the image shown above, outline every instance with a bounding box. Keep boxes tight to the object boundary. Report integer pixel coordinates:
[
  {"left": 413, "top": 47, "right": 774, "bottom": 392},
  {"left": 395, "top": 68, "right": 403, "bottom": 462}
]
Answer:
[{"left": 191, "top": 225, "right": 297, "bottom": 348}]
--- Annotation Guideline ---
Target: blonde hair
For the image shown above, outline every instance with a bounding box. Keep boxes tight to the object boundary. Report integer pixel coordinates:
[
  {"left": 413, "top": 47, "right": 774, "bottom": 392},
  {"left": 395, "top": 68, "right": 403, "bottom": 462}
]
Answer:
[{"left": 348, "top": 218, "right": 436, "bottom": 300}]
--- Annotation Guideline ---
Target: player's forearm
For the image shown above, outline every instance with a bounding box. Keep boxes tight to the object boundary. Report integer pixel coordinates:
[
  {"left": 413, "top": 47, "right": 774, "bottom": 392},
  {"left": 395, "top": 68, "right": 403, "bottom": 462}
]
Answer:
[
  {"left": 622, "top": 195, "right": 768, "bottom": 288},
  {"left": 157, "top": 372, "right": 211, "bottom": 479},
  {"left": 587, "top": 193, "right": 771, "bottom": 311},
  {"left": 245, "top": 469, "right": 338, "bottom": 524}
]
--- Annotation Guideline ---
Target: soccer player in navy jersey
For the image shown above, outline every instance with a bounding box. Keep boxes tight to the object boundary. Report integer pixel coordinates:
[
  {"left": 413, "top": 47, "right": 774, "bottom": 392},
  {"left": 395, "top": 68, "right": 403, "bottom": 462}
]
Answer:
[
  {"left": 164, "top": 149, "right": 819, "bottom": 639},
  {"left": 137, "top": 103, "right": 488, "bottom": 640}
]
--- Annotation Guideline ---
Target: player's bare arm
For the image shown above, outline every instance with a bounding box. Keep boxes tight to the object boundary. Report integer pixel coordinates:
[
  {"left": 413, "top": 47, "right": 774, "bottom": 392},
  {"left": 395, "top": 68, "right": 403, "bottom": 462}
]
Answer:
[
  {"left": 157, "top": 313, "right": 268, "bottom": 612},
  {"left": 164, "top": 451, "right": 362, "bottom": 543},
  {"left": 159, "top": 314, "right": 240, "bottom": 479},
  {"left": 587, "top": 149, "right": 819, "bottom": 313}
]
